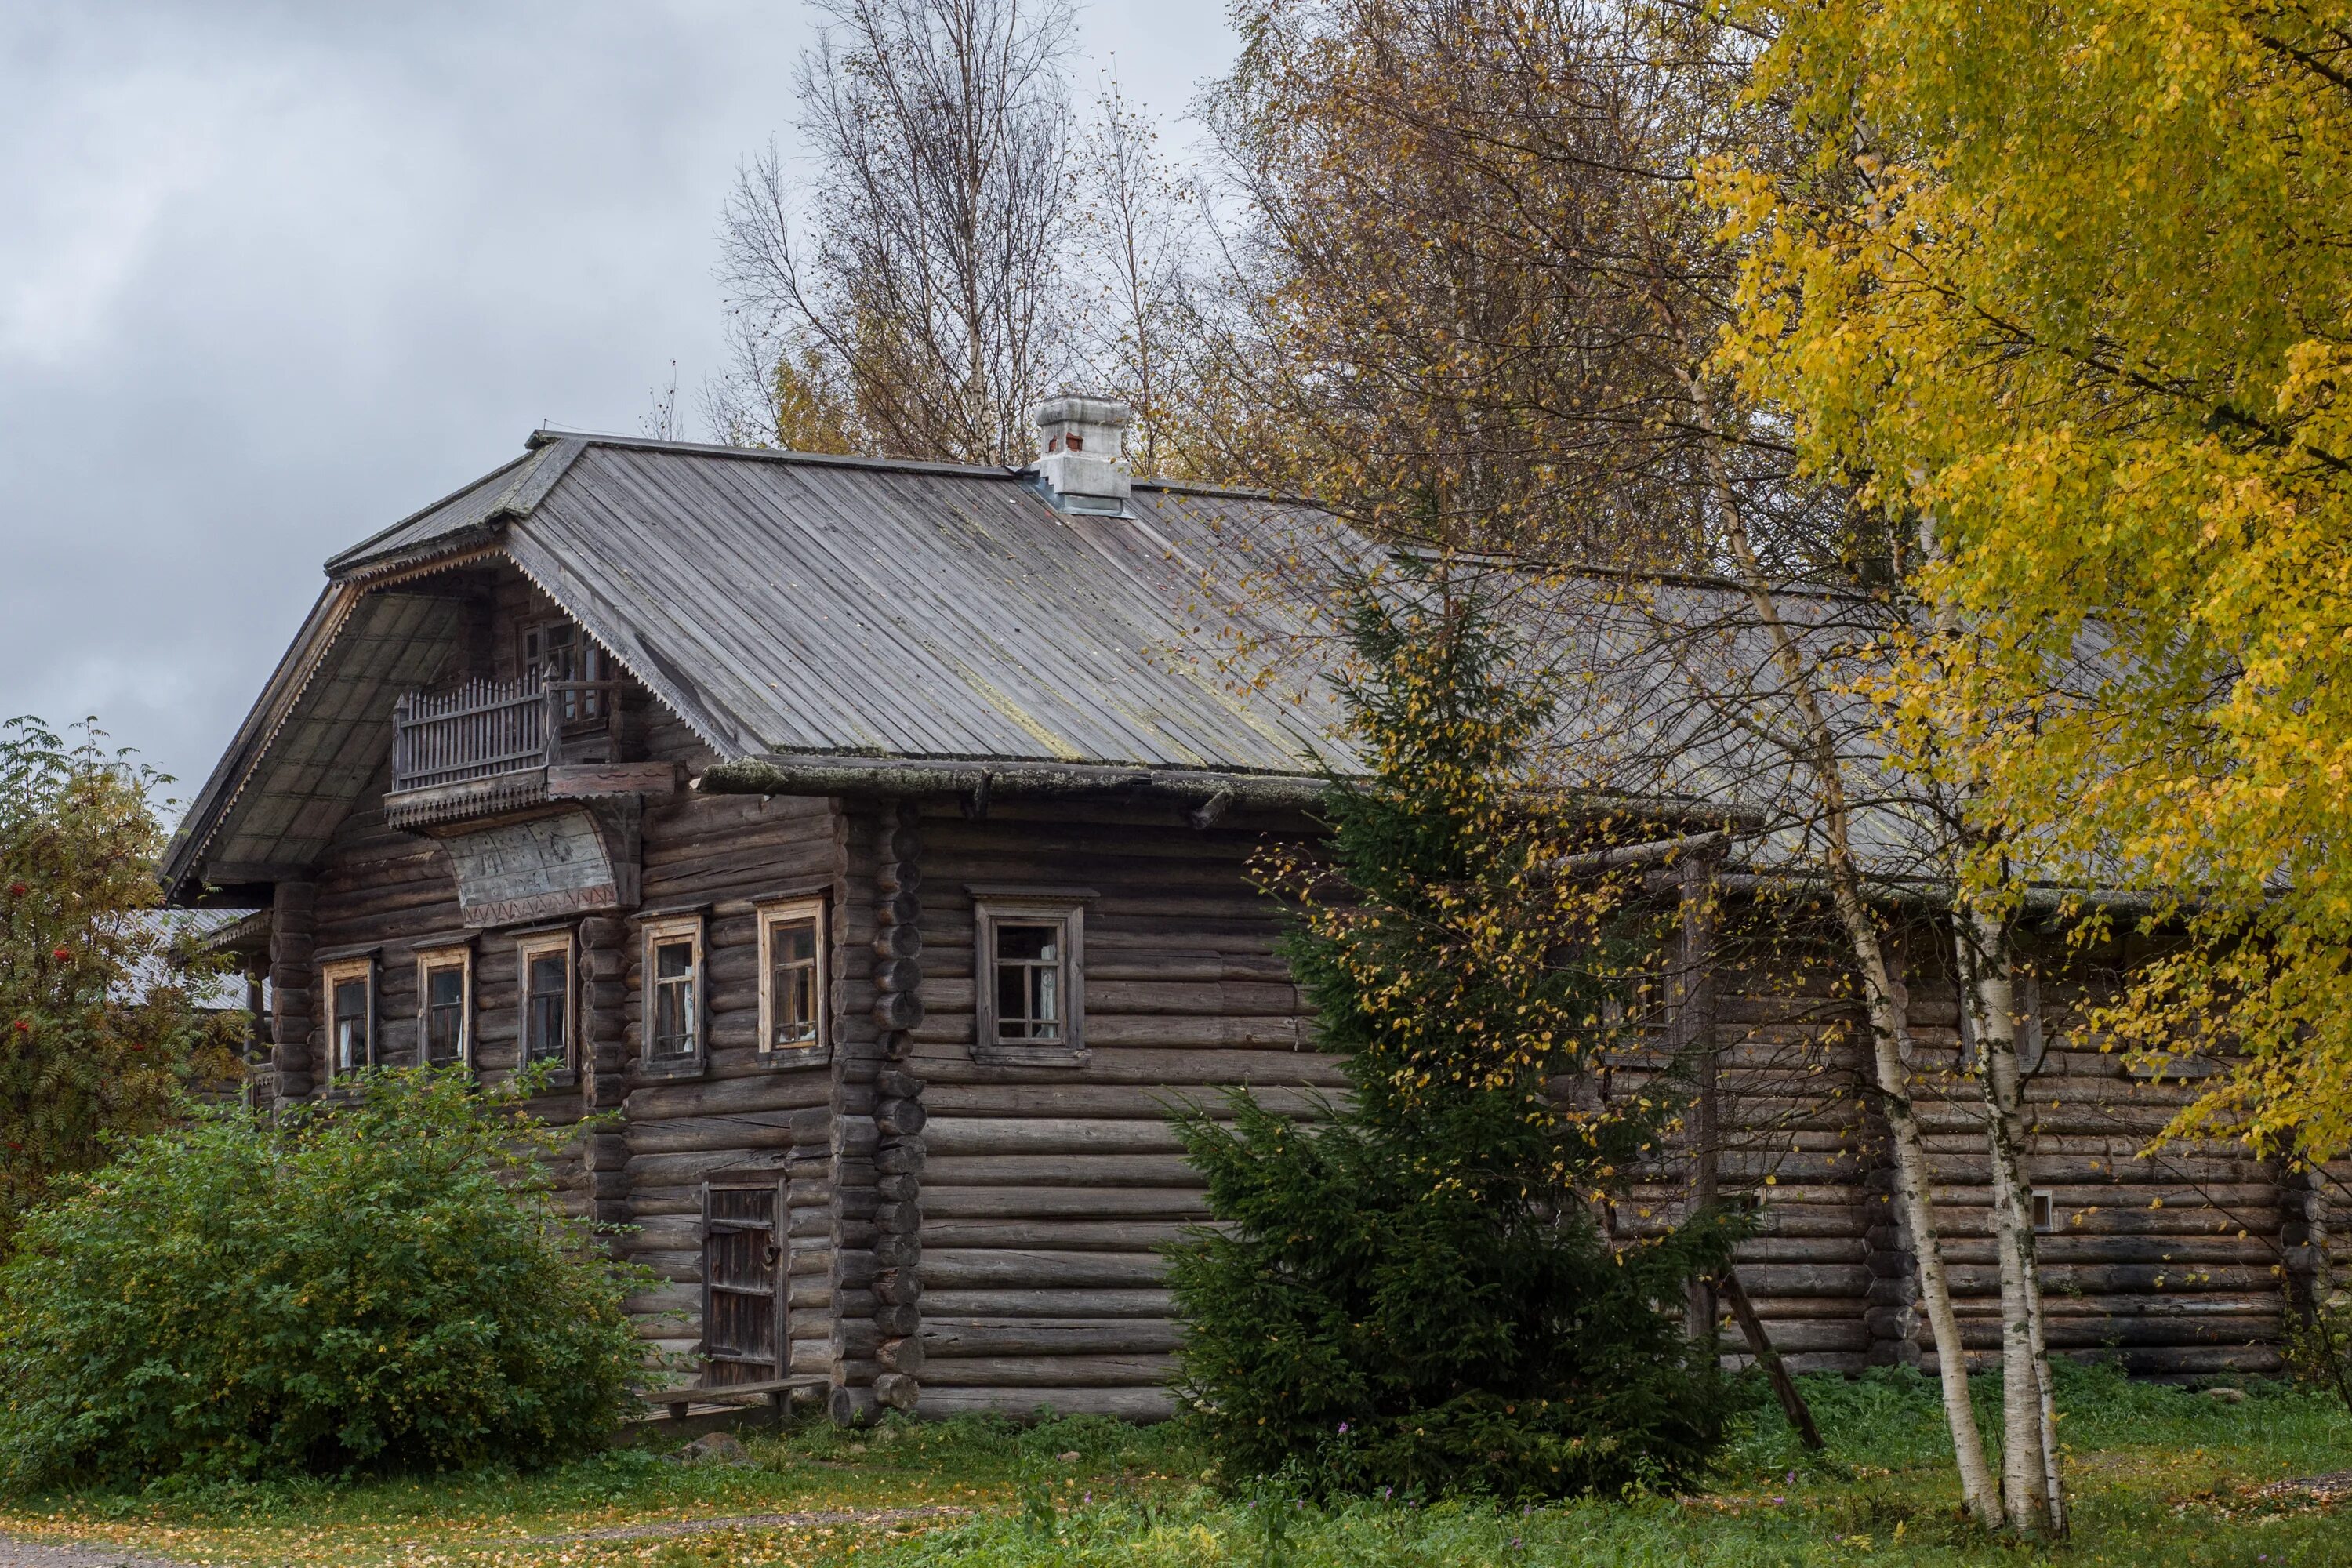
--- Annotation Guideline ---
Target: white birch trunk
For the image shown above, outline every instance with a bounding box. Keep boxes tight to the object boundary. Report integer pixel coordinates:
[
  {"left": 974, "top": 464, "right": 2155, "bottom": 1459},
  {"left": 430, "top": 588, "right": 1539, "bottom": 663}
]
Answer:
[
  {"left": 1958, "top": 906, "right": 2067, "bottom": 1535},
  {"left": 1669, "top": 361, "right": 2002, "bottom": 1526}
]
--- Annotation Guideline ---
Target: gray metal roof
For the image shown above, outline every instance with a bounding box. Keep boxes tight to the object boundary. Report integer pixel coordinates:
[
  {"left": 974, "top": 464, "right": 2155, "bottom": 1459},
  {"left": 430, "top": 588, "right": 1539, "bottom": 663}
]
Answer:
[
  {"left": 502, "top": 441, "right": 1352, "bottom": 772},
  {"left": 164, "top": 434, "right": 1361, "bottom": 898}
]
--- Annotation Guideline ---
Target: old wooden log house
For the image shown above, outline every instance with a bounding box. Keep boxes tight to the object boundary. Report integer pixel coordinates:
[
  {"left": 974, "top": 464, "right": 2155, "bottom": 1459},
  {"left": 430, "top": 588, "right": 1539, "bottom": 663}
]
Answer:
[{"left": 163, "top": 399, "right": 2343, "bottom": 1421}]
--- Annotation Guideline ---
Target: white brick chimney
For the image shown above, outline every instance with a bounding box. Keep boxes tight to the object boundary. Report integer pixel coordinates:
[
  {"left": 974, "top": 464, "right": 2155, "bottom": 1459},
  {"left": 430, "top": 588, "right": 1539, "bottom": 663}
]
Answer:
[{"left": 1029, "top": 397, "right": 1132, "bottom": 514}]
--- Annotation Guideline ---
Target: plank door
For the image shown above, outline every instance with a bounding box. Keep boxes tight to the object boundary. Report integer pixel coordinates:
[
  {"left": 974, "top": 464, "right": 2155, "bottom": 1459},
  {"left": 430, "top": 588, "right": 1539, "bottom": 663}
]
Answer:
[{"left": 701, "top": 1178, "right": 785, "bottom": 1387}]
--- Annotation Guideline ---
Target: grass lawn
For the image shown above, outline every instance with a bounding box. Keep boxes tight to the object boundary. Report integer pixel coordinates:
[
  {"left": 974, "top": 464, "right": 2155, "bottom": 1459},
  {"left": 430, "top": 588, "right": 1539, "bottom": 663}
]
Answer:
[{"left": 0, "top": 1363, "right": 2344, "bottom": 1566}]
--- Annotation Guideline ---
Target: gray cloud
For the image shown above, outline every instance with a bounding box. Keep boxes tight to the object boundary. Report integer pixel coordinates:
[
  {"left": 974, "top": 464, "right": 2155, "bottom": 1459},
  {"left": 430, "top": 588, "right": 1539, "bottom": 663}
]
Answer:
[{"left": 0, "top": 0, "right": 1233, "bottom": 804}]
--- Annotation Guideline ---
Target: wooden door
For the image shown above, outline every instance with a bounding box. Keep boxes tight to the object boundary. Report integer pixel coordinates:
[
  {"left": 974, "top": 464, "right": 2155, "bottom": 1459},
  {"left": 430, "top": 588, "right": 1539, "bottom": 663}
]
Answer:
[{"left": 701, "top": 1178, "right": 784, "bottom": 1386}]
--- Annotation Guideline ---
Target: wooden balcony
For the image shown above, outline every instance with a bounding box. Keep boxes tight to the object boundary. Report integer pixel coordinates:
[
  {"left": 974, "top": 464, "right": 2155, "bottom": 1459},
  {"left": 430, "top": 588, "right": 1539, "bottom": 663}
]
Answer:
[{"left": 386, "top": 672, "right": 626, "bottom": 829}]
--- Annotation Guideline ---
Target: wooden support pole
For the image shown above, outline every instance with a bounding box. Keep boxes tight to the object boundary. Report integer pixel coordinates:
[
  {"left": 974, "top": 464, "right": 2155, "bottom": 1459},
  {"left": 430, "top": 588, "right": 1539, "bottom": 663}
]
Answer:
[
  {"left": 1675, "top": 847, "right": 1722, "bottom": 1341},
  {"left": 1717, "top": 1269, "right": 1824, "bottom": 1452}
]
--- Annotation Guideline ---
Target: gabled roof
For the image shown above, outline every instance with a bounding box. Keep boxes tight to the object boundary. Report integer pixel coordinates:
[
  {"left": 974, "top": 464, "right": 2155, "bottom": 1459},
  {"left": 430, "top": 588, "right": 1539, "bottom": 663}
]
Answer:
[{"left": 164, "top": 433, "right": 1363, "bottom": 901}]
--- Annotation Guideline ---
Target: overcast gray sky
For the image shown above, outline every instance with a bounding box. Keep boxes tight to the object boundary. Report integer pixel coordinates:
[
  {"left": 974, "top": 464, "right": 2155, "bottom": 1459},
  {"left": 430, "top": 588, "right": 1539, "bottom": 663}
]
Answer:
[{"left": 0, "top": 0, "right": 1237, "bottom": 805}]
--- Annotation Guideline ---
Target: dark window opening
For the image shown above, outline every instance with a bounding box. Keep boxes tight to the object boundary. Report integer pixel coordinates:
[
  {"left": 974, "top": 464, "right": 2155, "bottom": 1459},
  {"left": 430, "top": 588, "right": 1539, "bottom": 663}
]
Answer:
[
  {"left": 332, "top": 976, "right": 370, "bottom": 1073},
  {"left": 2031, "top": 1190, "right": 2056, "bottom": 1233},
  {"left": 524, "top": 949, "right": 569, "bottom": 1064},
  {"left": 423, "top": 961, "right": 466, "bottom": 1066},
  {"left": 993, "top": 921, "right": 1063, "bottom": 1042},
  {"left": 652, "top": 938, "right": 699, "bottom": 1059},
  {"left": 521, "top": 620, "right": 609, "bottom": 728},
  {"left": 768, "top": 916, "right": 819, "bottom": 1048}
]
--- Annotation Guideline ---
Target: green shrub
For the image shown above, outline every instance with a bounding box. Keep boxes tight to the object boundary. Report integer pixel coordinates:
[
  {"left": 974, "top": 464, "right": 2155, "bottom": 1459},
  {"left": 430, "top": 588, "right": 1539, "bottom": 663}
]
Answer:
[
  {"left": 0, "top": 717, "right": 247, "bottom": 1248},
  {"left": 0, "top": 1069, "right": 649, "bottom": 1486},
  {"left": 1168, "top": 580, "right": 1736, "bottom": 1501},
  {"left": 2284, "top": 1286, "right": 2352, "bottom": 1414}
]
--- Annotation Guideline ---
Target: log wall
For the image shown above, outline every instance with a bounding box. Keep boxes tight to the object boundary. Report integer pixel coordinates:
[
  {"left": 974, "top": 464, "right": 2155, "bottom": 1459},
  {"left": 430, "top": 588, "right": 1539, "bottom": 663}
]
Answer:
[
  {"left": 618, "top": 774, "right": 848, "bottom": 1392},
  {"left": 905, "top": 797, "right": 1329, "bottom": 1421},
  {"left": 270, "top": 564, "right": 2332, "bottom": 1406},
  {"left": 1898, "top": 945, "right": 2288, "bottom": 1379}
]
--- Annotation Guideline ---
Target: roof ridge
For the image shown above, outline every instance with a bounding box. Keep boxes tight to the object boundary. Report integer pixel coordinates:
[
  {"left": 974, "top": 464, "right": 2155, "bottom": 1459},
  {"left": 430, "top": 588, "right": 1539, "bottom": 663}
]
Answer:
[
  {"left": 524, "top": 430, "right": 1324, "bottom": 506},
  {"left": 526, "top": 427, "right": 1023, "bottom": 481}
]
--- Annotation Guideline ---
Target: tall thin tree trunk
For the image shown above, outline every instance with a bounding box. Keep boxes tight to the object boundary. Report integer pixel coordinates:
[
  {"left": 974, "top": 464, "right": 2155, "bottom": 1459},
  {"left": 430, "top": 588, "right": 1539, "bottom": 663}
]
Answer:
[
  {"left": 1958, "top": 905, "right": 2067, "bottom": 1535},
  {"left": 1666, "top": 354, "right": 2002, "bottom": 1526}
]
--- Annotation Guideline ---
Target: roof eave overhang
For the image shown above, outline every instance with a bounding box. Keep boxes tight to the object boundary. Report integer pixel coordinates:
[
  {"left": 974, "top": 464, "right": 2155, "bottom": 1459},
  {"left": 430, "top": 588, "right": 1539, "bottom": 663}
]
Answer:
[
  {"left": 160, "top": 583, "right": 360, "bottom": 904},
  {"left": 697, "top": 752, "right": 1762, "bottom": 833},
  {"left": 161, "top": 554, "right": 497, "bottom": 906}
]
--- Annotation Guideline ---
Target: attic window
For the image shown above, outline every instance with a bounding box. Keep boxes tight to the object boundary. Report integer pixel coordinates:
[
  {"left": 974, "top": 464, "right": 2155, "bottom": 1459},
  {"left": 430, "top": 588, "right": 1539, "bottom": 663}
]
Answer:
[{"left": 521, "top": 619, "right": 609, "bottom": 728}]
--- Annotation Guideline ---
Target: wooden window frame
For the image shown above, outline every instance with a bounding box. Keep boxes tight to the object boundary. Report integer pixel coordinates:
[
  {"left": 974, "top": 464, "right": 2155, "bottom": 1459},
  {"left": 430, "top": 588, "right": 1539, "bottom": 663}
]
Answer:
[
  {"left": 971, "top": 891, "right": 1090, "bottom": 1068},
  {"left": 756, "top": 897, "right": 829, "bottom": 1066},
  {"left": 2029, "top": 1189, "right": 2057, "bottom": 1234},
  {"left": 320, "top": 956, "right": 376, "bottom": 1087},
  {"left": 641, "top": 913, "right": 707, "bottom": 1078},
  {"left": 415, "top": 943, "right": 474, "bottom": 1072},
  {"left": 520, "top": 617, "right": 610, "bottom": 731},
  {"left": 517, "top": 930, "right": 576, "bottom": 1076}
]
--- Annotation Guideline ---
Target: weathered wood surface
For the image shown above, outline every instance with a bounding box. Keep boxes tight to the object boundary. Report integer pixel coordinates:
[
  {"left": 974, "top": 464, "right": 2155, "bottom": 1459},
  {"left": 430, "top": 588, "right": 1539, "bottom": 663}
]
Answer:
[{"left": 271, "top": 568, "right": 2318, "bottom": 1414}]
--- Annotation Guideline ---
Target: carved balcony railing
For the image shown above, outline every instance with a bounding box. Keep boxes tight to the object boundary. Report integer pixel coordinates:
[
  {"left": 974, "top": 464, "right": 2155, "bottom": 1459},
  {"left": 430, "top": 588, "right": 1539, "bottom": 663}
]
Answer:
[
  {"left": 387, "top": 673, "right": 620, "bottom": 827},
  {"left": 385, "top": 665, "right": 662, "bottom": 833},
  {"left": 393, "top": 673, "right": 552, "bottom": 793}
]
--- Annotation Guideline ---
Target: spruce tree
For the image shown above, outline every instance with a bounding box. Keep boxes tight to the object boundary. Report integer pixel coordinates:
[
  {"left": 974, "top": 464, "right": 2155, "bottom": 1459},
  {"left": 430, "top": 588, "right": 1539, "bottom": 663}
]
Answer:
[{"left": 1167, "top": 581, "right": 1734, "bottom": 1499}]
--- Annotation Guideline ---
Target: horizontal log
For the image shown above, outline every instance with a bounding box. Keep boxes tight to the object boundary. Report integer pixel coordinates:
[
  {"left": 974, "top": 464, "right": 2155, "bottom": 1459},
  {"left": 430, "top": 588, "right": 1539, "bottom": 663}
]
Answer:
[
  {"left": 921, "top": 1083, "right": 1330, "bottom": 1120},
  {"left": 915, "top": 1385, "right": 1176, "bottom": 1421},
  {"left": 924, "top": 1319, "right": 1185, "bottom": 1358},
  {"left": 624, "top": 1110, "right": 828, "bottom": 1157},
  {"left": 625, "top": 1073, "right": 835, "bottom": 1120},
  {"left": 924, "top": 1186, "right": 1214, "bottom": 1221},
  {"left": 914, "top": 1353, "right": 1176, "bottom": 1388},
  {"left": 916, "top": 1015, "right": 1309, "bottom": 1051},
  {"left": 1720, "top": 1264, "right": 1871, "bottom": 1298},
  {"left": 1913, "top": 1345, "right": 2281, "bottom": 1378},
  {"left": 926, "top": 1119, "right": 1190, "bottom": 1159},
  {"left": 924, "top": 1220, "right": 1195, "bottom": 1253},
  {"left": 1936, "top": 1236, "right": 2277, "bottom": 1267},
  {"left": 923, "top": 1249, "right": 1167, "bottom": 1290},
  {"left": 624, "top": 1149, "right": 797, "bottom": 1189},
  {"left": 920, "top": 1289, "right": 1175, "bottom": 1319},
  {"left": 2038, "top": 1317, "right": 2282, "bottom": 1350},
  {"left": 1713, "top": 1319, "right": 1868, "bottom": 1353},
  {"left": 910, "top": 1047, "right": 1346, "bottom": 1090}
]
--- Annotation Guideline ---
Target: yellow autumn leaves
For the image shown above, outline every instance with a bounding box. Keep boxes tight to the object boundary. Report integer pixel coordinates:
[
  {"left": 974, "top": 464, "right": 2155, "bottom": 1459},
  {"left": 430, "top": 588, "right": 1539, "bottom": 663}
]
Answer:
[{"left": 1715, "top": 0, "right": 2352, "bottom": 1159}]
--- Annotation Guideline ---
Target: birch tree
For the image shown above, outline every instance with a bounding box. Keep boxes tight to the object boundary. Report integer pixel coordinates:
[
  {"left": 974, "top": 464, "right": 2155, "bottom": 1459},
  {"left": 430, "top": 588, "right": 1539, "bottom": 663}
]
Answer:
[
  {"left": 1200, "top": 0, "right": 2086, "bottom": 1529},
  {"left": 1711, "top": 0, "right": 2352, "bottom": 1172},
  {"left": 715, "top": 0, "right": 1080, "bottom": 463},
  {"left": 1066, "top": 75, "right": 1203, "bottom": 477}
]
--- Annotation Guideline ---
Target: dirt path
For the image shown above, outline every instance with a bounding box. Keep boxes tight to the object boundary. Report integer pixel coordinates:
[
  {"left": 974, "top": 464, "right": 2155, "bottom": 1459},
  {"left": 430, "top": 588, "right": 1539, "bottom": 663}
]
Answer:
[
  {"left": 528, "top": 1504, "right": 974, "bottom": 1543},
  {"left": 0, "top": 1505, "right": 973, "bottom": 1567},
  {"left": 0, "top": 1540, "right": 198, "bottom": 1568}
]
